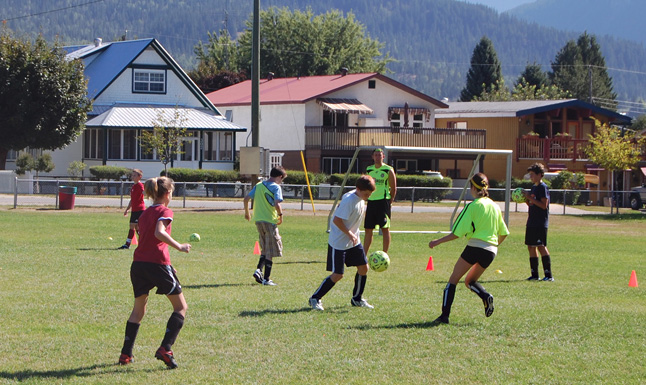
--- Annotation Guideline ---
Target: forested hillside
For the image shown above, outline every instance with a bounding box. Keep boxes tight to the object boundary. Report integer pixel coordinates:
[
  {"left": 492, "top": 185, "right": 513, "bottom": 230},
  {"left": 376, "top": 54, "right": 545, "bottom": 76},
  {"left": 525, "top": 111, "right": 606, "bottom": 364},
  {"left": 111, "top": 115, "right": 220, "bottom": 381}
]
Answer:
[{"left": 3, "top": 0, "right": 646, "bottom": 111}]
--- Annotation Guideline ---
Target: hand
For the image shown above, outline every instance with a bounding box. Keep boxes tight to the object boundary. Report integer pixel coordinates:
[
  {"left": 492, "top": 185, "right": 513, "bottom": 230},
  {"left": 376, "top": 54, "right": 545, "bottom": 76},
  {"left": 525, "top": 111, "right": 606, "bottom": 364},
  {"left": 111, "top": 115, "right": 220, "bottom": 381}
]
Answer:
[
  {"left": 429, "top": 239, "right": 439, "bottom": 249},
  {"left": 349, "top": 233, "right": 359, "bottom": 246},
  {"left": 244, "top": 212, "right": 251, "bottom": 221},
  {"left": 178, "top": 243, "right": 191, "bottom": 253},
  {"left": 277, "top": 216, "right": 283, "bottom": 225},
  {"left": 123, "top": 209, "right": 128, "bottom": 216}
]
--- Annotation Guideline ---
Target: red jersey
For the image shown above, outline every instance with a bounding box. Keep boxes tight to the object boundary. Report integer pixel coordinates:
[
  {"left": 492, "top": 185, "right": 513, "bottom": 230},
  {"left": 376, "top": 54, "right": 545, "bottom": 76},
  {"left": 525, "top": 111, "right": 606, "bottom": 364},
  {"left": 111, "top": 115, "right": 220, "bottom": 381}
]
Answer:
[
  {"left": 130, "top": 182, "right": 145, "bottom": 212},
  {"left": 133, "top": 204, "right": 173, "bottom": 265}
]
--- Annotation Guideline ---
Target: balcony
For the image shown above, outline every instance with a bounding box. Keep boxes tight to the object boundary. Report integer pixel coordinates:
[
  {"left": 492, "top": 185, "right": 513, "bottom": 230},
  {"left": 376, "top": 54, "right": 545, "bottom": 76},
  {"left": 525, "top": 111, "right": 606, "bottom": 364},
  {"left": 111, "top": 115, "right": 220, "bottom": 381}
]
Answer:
[
  {"left": 516, "top": 136, "right": 590, "bottom": 162},
  {"left": 305, "top": 126, "right": 486, "bottom": 151}
]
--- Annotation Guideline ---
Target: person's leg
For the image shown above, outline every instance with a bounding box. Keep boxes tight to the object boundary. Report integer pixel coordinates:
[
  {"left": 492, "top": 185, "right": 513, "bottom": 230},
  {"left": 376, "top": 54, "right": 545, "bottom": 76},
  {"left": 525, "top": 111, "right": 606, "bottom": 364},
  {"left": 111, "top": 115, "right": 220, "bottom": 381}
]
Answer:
[
  {"left": 437, "top": 258, "right": 473, "bottom": 323},
  {"left": 538, "top": 245, "right": 553, "bottom": 280},
  {"left": 352, "top": 264, "right": 369, "bottom": 301},
  {"left": 156, "top": 293, "right": 187, "bottom": 369},
  {"left": 120, "top": 295, "right": 148, "bottom": 361},
  {"left": 528, "top": 246, "right": 540, "bottom": 279},
  {"left": 381, "top": 227, "right": 391, "bottom": 253},
  {"left": 363, "top": 228, "right": 374, "bottom": 256},
  {"left": 465, "top": 264, "right": 495, "bottom": 317}
]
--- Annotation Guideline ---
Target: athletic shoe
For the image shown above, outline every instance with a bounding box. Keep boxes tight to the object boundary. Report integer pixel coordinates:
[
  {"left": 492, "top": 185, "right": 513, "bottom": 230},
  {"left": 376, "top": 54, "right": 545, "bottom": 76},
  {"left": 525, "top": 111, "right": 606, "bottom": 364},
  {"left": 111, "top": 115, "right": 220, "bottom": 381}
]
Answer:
[
  {"left": 432, "top": 315, "right": 449, "bottom": 324},
  {"left": 542, "top": 276, "right": 555, "bottom": 282},
  {"left": 484, "top": 295, "right": 494, "bottom": 317},
  {"left": 351, "top": 298, "right": 374, "bottom": 309},
  {"left": 526, "top": 276, "right": 539, "bottom": 281},
  {"left": 253, "top": 269, "right": 264, "bottom": 284},
  {"left": 262, "top": 279, "right": 277, "bottom": 286},
  {"left": 309, "top": 297, "right": 324, "bottom": 311},
  {"left": 118, "top": 244, "right": 130, "bottom": 250},
  {"left": 118, "top": 353, "right": 133, "bottom": 365},
  {"left": 155, "top": 347, "right": 178, "bottom": 369}
]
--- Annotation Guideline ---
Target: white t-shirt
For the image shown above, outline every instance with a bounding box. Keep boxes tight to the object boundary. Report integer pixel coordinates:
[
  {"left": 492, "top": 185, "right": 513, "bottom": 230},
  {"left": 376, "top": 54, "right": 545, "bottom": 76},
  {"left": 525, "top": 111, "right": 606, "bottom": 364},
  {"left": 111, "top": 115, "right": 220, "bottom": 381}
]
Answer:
[{"left": 328, "top": 190, "right": 366, "bottom": 250}]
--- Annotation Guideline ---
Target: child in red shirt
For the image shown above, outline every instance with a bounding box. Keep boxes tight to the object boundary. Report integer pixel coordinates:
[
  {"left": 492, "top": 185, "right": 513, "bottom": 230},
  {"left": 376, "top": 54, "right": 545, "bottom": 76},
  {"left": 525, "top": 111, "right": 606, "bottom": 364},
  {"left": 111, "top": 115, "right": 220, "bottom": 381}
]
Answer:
[{"left": 119, "top": 169, "right": 145, "bottom": 249}]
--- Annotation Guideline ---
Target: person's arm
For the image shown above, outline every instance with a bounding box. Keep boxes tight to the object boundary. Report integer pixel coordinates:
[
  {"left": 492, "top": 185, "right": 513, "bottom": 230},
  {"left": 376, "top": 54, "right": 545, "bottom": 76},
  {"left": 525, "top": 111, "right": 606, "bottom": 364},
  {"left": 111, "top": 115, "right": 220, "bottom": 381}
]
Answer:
[
  {"left": 243, "top": 195, "right": 252, "bottom": 221},
  {"left": 524, "top": 192, "right": 549, "bottom": 210},
  {"left": 124, "top": 200, "right": 132, "bottom": 216},
  {"left": 155, "top": 219, "right": 191, "bottom": 253},
  {"left": 333, "top": 215, "right": 358, "bottom": 246},
  {"left": 388, "top": 169, "right": 397, "bottom": 204},
  {"left": 497, "top": 234, "right": 507, "bottom": 246},
  {"left": 275, "top": 202, "right": 283, "bottom": 225},
  {"left": 428, "top": 233, "right": 458, "bottom": 249}
]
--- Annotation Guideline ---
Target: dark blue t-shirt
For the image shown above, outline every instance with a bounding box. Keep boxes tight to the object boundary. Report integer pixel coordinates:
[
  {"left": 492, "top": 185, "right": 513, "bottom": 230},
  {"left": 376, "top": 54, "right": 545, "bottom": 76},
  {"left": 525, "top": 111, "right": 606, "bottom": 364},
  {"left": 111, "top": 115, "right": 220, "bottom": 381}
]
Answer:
[{"left": 527, "top": 182, "right": 549, "bottom": 228}]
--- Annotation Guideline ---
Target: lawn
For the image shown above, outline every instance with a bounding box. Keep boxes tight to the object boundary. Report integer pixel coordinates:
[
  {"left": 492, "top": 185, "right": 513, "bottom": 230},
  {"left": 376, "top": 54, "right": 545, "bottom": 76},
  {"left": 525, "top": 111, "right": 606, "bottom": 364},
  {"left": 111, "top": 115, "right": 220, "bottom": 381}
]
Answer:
[{"left": 0, "top": 207, "right": 644, "bottom": 384}]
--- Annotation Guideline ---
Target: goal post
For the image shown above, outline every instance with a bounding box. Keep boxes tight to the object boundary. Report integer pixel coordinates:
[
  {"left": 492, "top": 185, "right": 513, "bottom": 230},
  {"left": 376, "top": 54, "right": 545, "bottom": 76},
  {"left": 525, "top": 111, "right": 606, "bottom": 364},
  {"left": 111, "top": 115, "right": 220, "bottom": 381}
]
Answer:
[{"left": 326, "top": 145, "right": 513, "bottom": 232}]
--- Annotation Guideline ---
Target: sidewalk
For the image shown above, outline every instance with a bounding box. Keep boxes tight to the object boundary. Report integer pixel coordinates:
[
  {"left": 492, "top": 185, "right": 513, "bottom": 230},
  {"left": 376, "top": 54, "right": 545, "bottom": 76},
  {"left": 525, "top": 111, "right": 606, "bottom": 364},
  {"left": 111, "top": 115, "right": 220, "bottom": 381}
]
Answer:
[{"left": 0, "top": 194, "right": 604, "bottom": 215}]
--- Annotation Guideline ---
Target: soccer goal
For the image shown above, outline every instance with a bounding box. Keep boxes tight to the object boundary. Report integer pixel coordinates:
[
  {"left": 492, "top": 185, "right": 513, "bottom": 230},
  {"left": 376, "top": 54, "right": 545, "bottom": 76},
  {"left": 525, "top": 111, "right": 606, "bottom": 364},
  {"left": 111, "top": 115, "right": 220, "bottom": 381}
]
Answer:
[{"left": 326, "top": 145, "right": 514, "bottom": 232}]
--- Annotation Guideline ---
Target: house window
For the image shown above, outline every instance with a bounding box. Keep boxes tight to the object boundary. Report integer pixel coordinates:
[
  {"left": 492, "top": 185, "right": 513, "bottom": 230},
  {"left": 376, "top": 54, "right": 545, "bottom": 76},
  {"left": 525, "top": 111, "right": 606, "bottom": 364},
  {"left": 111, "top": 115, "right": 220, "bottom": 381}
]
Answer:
[
  {"left": 322, "top": 157, "right": 359, "bottom": 174},
  {"left": 323, "top": 110, "right": 348, "bottom": 128},
  {"left": 133, "top": 68, "right": 166, "bottom": 94},
  {"left": 391, "top": 113, "right": 401, "bottom": 129},
  {"left": 203, "top": 132, "right": 234, "bottom": 161},
  {"left": 7, "top": 148, "right": 41, "bottom": 161},
  {"left": 368, "top": 80, "right": 376, "bottom": 89},
  {"left": 396, "top": 159, "right": 417, "bottom": 173},
  {"left": 108, "top": 129, "right": 137, "bottom": 160},
  {"left": 447, "top": 121, "right": 467, "bottom": 129},
  {"left": 83, "top": 128, "right": 104, "bottom": 159}
]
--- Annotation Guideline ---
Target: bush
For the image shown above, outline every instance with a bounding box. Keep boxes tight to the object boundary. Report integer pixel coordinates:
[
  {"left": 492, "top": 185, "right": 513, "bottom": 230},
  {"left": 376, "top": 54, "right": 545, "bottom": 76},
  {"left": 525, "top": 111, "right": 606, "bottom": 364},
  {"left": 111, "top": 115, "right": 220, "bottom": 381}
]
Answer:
[
  {"left": 329, "top": 173, "right": 452, "bottom": 202},
  {"left": 89, "top": 166, "right": 130, "bottom": 180},
  {"left": 163, "top": 168, "right": 240, "bottom": 182},
  {"left": 283, "top": 170, "right": 327, "bottom": 186}
]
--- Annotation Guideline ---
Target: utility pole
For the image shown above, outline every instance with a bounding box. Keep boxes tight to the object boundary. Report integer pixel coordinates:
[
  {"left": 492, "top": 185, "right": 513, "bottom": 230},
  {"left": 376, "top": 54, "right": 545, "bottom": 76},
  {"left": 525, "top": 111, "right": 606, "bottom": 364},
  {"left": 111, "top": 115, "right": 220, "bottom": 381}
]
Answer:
[
  {"left": 251, "top": 0, "right": 260, "bottom": 147},
  {"left": 588, "top": 64, "right": 593, "bottom": 103}
]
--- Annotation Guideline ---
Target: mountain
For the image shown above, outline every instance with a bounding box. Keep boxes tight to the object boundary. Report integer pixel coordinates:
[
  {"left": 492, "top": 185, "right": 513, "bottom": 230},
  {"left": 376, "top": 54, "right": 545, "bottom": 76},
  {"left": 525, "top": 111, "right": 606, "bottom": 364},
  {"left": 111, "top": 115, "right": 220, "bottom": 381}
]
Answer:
[
  {"left": 507, "top": 0, "right": 646, "bottom": 47},
  {"left": 458, "top": 0, "right": 533, "bottom": 12},
  {"left": 2, "top": 0, "right": 645, "bottom": 115}
]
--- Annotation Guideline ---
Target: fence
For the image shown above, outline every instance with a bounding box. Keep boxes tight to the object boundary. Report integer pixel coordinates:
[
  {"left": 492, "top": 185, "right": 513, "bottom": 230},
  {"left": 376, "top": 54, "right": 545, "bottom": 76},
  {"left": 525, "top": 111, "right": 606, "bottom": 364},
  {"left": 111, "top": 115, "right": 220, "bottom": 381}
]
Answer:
[{"left": 4, "top": 177, "right": 635, "bottom": 214}]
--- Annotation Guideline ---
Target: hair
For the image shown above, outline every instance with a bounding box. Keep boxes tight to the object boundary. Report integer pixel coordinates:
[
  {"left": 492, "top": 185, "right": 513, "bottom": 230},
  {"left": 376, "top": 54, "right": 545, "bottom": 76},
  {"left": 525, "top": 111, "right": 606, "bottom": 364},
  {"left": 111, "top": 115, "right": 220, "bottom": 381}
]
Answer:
[
  {"left": 470, "top": 172, "right": 489, "bottom": 197},
  {"left": 356, "top": 175, "right": 377, "bottom": 192},
  {"left": 144, "top": 176, "right": 174, "bottom": 201},
  {"left": 373, "top": 148, "right": 384, "bottom": 154},
  {"left": 132, "top": 169, "right": 143, "bottom": 177},
  {"left": 270, "top": 166, "right": 287, "bottom": 179},
  {"left": 527, "top": 162, "right": 546, "bottom": 176}
]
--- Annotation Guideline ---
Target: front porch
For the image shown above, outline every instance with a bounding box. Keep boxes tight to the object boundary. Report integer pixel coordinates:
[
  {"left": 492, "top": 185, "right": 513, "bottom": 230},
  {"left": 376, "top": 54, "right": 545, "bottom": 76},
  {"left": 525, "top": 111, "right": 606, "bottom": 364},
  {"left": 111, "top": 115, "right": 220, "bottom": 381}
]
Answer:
[{"left": 516, "top": 136, "right": 590, "bottom": 162}]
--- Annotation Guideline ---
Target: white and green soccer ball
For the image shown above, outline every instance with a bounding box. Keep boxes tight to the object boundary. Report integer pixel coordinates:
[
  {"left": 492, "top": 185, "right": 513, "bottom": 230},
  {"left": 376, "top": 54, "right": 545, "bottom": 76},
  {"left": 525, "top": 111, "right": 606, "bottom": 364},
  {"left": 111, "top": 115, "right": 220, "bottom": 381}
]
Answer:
[
  {"left": 368, "top": 250, "right": 390, "bottom": 272},
  {"left": 512, "top": 187, "right": 526, "bottom": 203},
  {"left": 189, "top": 233, "right": 201, "bottom": 242}
]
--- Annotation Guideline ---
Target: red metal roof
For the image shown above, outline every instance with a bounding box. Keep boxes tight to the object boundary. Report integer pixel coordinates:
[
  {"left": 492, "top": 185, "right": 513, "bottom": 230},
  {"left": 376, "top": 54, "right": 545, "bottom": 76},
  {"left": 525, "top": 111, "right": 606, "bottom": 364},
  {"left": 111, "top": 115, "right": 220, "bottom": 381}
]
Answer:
[{"left": 206, "top": 73, "right": 448, "bottom": 108}]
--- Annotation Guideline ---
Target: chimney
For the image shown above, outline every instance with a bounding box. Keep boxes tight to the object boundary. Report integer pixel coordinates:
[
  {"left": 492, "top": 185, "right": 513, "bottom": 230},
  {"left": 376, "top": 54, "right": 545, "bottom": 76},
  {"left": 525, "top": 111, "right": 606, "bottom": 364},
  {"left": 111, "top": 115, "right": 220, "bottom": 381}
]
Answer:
[
  {"left": 94, "top": 38, "right": 102, "bottom": 47},
  {"left": 340, "top": 67, "right": 348, "bottom": 76},
  {"left": 267, "top": 72, "right": 274, "bottom": 81}
]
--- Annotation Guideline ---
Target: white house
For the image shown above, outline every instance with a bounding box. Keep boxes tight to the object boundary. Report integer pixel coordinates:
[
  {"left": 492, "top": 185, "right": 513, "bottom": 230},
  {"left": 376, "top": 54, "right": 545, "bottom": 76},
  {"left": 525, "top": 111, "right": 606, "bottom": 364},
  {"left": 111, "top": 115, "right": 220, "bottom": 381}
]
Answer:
[
  {"left": 207, "top": 72, "right": 449, "bottom": 174},
  {"left": 6, "top": 38, "right": 246, "bottom": 178}
]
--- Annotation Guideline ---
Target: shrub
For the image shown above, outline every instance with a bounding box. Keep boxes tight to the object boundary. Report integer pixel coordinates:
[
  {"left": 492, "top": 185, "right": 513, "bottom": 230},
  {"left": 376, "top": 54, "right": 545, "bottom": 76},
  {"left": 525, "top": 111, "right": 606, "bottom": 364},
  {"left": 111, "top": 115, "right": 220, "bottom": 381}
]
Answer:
[{"left": 89, "top": 166, "right": 130, "bottom": 180}]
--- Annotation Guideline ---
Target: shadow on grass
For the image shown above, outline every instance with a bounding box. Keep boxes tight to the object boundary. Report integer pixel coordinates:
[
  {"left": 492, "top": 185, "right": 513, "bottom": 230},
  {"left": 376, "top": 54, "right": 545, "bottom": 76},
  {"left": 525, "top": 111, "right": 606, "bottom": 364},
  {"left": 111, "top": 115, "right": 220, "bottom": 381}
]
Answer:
[
  {"left": 78, "top": 248, "right": 125, "bottom": 251},
  {"left": 0, "top": 363, "right": 151, "bottom": 381},
  {"left": 277, "top": 260, "right": 325, "bottom": 265},
  {"left": 579, "top": 213, "right": 646, "bottom": 220},
  {"left": 349, "top": 320, "right": 472, "bottom": 330},
  {"left": 184, "top": 283, "right": 247, "bottom": 289},
  {"left": 239, "top": 306, "right": 350, "bottom": 317}
]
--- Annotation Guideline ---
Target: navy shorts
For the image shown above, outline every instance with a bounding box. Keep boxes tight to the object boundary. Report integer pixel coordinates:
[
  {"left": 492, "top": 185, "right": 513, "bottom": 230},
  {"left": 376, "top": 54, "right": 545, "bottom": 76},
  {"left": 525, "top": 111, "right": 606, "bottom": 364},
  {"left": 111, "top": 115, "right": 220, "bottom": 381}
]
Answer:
[
  {"left": 326, "top": 244, "right": 368, "bottom": 274},
  {"left": 364, "top": 199, "right": 391, "bottom": 229},
  {"left": 525, "top": 227, "right": 548, "bottom": 247},
  {"left": 130, "top": 261, "right": 182, "bottom": 298},
  {"left": 460, "top": 246, "right": 495, "bottom": 269},
  {"left": 129, "top": 210, "right": 143, "bottom": 224}
]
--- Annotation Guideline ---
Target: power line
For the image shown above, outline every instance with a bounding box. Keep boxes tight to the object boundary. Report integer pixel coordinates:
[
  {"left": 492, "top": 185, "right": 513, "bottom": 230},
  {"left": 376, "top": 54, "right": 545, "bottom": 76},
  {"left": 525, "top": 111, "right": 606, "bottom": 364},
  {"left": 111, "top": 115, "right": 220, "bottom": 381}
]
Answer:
[{"left": 2, "top": 0, "right": 105, "bottom": 22}]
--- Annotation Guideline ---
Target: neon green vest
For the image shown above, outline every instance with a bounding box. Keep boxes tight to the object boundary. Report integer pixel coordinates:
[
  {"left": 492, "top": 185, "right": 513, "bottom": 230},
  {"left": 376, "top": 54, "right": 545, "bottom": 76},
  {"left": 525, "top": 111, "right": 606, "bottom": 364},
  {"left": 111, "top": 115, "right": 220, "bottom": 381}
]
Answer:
[
  {"left": 252, "top": 182, "right": 279, "bottom": 224},
  {"left": 367, "top": 164, "right": 393, "bottom": 200}
]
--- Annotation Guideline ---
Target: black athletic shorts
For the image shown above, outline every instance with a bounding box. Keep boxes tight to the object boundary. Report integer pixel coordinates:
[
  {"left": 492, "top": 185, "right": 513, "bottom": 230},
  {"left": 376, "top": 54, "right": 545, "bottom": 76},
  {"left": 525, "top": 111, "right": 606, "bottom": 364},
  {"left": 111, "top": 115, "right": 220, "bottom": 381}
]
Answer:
[
  {"left": 130, "top": 261, "right": 182, "bottom": 298},
  {"left": 326, "top": 244, "right": 368, "bottom": 274},
  {"left": 525, "top": 227, "right": 548, "bottom": 247},
  {"left": 460, "top": 246, "right": 495, "bottom": 269},
  {"left": 364, "top": 199, "right": 391, "bottom": 229},
  {"left": 129, "top": 210, "right": 143, "bottom": 224}
]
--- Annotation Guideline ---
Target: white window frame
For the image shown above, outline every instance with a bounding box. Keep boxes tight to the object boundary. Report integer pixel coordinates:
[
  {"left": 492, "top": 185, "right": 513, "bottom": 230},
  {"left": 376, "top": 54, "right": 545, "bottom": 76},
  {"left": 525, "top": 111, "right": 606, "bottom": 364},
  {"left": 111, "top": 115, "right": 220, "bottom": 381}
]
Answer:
[{"left": 133, "top": 68, "right": 166, "bottom": 94}]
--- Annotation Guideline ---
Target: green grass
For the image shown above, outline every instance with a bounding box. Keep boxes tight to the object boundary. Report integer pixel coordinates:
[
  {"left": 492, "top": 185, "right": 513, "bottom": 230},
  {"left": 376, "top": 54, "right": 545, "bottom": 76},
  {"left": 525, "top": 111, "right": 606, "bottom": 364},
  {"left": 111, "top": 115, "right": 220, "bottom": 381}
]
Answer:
[{"left": 0, "top": 207, "right": 644, "bottom": 384}]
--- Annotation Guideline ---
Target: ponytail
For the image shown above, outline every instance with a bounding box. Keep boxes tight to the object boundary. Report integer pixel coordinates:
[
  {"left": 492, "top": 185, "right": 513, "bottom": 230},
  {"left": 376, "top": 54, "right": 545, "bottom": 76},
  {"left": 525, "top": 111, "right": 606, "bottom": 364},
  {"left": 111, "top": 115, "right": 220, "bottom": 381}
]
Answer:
[
  {"left": 144, "top": 177, "right": 174, "bottom": 200},
  {"left": 470, "top": 173, "right": 489, "bottom": 197}
]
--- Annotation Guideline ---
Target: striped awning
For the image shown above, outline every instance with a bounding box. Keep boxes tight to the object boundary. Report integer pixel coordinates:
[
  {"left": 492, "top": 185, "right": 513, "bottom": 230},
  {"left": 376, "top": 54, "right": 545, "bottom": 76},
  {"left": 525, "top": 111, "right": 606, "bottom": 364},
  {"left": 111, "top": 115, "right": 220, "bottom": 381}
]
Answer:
[{"left": 317, "top": 98, "right": 373, "bottom": 114}]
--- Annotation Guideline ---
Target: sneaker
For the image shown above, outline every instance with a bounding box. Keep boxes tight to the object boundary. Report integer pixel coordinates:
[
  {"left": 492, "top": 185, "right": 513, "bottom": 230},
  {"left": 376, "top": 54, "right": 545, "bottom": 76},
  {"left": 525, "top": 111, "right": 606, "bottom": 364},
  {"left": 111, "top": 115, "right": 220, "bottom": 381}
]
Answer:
[
  {"left": 432, "top": 315, "right": 449, "bottom": 324},
  {"left": 309, "top": 297, "right": 324, "bottom": 311},
  {"left": 542, "top": 276, "right": 555, "bottom": 282},
  {"left": 253, "top": 269, "right": 264, "bottom": 284},
  {"left": 262, "top": 279, "right": 277, "bottom": 286},
  {"left": 118, "top": 353, "right": 133, "bottom": 365},
  {"left": 350, "top": 298, "right": 374, "bottom": 309},
  {"left": 118, "top": 244, "right": 130, "bottom": 250},
  {"left": 526, "top": 276, "right": 539, "bottom": 281},
  {"left": 155, "top": 347, "right": 178, "bottom": 369},
  {"left": 484, "top": 295, "right": 494, "bottom": 317}
]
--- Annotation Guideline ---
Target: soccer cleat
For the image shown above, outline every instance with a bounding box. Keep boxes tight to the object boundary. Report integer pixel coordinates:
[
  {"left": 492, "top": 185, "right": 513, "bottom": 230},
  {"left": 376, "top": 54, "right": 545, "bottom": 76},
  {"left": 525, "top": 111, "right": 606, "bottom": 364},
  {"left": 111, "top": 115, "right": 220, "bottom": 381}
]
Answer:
[
  {"left": 118, "top": 244, "right": 130, "bottom": 250},
  {"left": 351, "top": 298, "right": 374, "bottom": 309},
  {"left": 309, "top": 297, "right": 324, "bottom": 311},
  {"left": 542, "top": 276, "right": 555, "bottom": 282},
  {"left": 155, "top": 347, "right": 178, "bottom": 369},
  {"left": 262, "top": 279, "right": 277, "bottom": 286},
  {"left": 526, "top": 276, "right": 539, "bottom": 281},
  {"left": 484, "top": 295, "right": 494, "bottom": 317},
  {"left": 432, "top": 315, "right": 449, "bottom": 324},
  {"left": 253, "top": 269, "right": 264, "bottom": 284},
  {"left": 118, "top": 353, "right": 133, "bottom": 365}
]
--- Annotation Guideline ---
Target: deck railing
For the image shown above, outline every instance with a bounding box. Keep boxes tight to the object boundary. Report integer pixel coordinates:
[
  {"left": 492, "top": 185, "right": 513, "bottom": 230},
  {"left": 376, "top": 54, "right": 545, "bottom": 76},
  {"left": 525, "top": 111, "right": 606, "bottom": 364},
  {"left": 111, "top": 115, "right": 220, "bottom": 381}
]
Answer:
[{"left": 516, "top": 137, "right": 590, "bottom": 162}]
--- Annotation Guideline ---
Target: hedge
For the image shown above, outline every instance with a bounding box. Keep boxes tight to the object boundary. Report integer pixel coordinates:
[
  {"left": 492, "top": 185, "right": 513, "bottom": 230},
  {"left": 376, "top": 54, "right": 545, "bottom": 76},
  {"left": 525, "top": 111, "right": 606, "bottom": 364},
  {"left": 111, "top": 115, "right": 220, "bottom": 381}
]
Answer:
[
  {"left": 163, "top": 168, "right": 240, "bottom": 183},
  {"left": 89, "top": 166, "right": 131, "bottom": 180}
]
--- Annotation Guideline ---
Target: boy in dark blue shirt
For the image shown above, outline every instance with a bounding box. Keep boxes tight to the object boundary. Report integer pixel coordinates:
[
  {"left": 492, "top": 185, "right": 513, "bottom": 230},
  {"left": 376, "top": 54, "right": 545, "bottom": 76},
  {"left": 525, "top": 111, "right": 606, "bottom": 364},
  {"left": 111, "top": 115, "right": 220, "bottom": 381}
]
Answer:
[{"left": 523, "top": 163, "right": 553, "bottom": 281}]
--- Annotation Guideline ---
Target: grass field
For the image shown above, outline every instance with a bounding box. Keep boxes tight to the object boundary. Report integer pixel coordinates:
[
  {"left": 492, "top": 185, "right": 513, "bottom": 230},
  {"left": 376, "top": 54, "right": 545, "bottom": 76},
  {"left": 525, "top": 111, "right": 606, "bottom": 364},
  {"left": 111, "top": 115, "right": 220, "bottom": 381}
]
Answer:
[{"left": 0, "top": 206, "right": 644, "bottom": 384}]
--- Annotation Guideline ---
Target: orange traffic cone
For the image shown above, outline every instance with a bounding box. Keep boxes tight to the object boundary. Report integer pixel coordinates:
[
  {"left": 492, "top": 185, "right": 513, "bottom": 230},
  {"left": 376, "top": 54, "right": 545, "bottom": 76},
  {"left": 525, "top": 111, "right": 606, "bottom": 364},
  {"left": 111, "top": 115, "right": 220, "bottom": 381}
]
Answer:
[
  {"left": 131, "top": 233, "right": 138, "bottom": 246},
  {"left": 253, "top": 241, "right": 261, "bottom": 255},
  {"left": 426, "top": 255, "right": 434, "bottom": 271},
  {"left": 629, "top": 270, "right": 638, "bottom": 287}
]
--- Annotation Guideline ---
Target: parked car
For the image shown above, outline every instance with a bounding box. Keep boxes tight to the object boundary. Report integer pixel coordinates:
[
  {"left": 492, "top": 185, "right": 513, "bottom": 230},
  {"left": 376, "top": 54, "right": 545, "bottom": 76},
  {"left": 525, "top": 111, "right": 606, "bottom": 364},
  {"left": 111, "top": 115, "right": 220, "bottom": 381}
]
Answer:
[
  {"left": 422, "top": 170, "right": 443, "bottom": 179},
  {"left": 629, "top": 185, "right": 646, "bottom": 210}
]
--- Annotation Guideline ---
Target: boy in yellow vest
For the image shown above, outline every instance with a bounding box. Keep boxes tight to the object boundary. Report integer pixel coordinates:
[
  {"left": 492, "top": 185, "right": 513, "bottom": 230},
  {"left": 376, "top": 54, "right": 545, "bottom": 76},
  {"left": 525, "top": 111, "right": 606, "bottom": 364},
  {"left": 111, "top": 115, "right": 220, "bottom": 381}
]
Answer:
[
  {"left": 244, "top": 166, "right": 287, "bottom": 285},
  {"left": 364, "top": 148, "right": 397, "bottom": 255}
]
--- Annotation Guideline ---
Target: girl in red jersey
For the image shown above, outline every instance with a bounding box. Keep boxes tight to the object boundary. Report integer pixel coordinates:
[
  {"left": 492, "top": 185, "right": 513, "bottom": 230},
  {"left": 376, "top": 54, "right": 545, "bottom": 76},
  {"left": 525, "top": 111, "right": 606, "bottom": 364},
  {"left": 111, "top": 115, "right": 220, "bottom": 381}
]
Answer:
[
  {"left": 118, "top": 177, "right": 191, "bottom": 369},
  {"left": 118, "top": 169, "right": 145, "bottom": 250}
]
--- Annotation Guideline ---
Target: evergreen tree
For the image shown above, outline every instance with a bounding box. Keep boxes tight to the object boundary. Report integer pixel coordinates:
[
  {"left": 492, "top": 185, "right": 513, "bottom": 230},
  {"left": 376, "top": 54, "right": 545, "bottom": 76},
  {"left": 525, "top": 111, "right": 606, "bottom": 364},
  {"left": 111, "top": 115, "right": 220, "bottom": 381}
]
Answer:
[
  {"left": 516, "top": 62, "right": 548, "bottom": 89},
  {"left": 460, "top": 36, "right": 503, "bottom": 101}
]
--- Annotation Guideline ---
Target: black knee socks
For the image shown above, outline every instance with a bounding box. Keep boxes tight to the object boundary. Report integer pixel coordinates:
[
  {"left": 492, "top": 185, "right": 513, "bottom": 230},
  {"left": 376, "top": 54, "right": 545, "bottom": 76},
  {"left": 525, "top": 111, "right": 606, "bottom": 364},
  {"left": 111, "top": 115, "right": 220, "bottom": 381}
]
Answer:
[
  {"left": 121, "top": 321, "right": 140, "bottom": 356},
  {"left": 441, "top": 283, "right": 456, "bottom": 318},
  {"left": 161, "top": 312, "right": 185, "bottom": 351},
  {"left": 312, "top": 276, "right": 336, "bottom": 300}
]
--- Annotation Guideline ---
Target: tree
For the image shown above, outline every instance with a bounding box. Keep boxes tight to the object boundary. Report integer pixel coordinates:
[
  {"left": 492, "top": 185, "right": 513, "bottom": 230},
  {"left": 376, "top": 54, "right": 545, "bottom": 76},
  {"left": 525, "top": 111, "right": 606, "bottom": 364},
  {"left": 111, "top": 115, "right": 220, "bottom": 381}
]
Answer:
[
  {"left": 585, "top": 120, "right": 645, "bottom": 213},
  {"left": 460, "top": 36, "right": 503, "bottom": 101},
  {"left": 516, "top": 62, "right": 549, "bottom": 89},
  {"left": 138, "top": 109, "right": 188, "bottom": 174},
  {"left": 550, "top": 32, "right": 616, "bottom": 106},
  {"left": 511, "top": 79, "right": 570, "bottom": 101},
  {"left": 0, "top": 30, "right": 92, "bottom": 169}
]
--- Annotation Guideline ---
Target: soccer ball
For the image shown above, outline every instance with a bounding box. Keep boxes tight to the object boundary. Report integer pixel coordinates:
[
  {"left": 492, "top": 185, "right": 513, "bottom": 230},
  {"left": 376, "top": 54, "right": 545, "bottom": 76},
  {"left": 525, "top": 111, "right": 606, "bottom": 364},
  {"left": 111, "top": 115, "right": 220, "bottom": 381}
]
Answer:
[
  {"left": 189, "top": 233, "right": 201, "bottom": 242},
  {"left": 368, "top": 251, "right": 390, "bottom": 272},
  {"left": 512, "top": 187, "right": 526, "bottom": 203}
]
